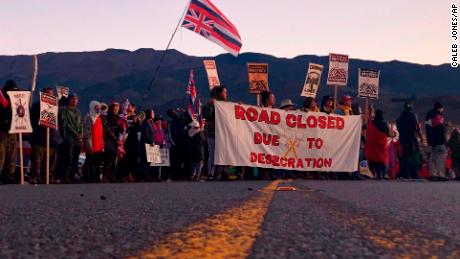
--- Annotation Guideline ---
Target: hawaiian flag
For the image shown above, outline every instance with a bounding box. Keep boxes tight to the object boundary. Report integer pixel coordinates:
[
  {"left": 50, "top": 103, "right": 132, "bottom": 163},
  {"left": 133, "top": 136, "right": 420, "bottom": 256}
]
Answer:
[
  {"left": 181, "top": 0, "right": 242, "bottom": 56},
  {"left": 186, "top": 69, "right": 197, "bottom": 118}
]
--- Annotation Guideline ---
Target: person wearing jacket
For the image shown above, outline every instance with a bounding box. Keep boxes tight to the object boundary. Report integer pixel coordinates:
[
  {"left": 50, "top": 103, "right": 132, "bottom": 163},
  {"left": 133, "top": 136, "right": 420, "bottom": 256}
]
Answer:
[
  {"left": 203, "top": 86, "right": 228, "bottom": 180},
  {"left": 0, "top": 80, "right": 19, "bottom": 183},
  {"left": 396, "top": 102, "right": 424, "bottom": 180},
  {"left": 57, "top": 92, "right": 83, "bottom": 183},
  {"left": 185, "top": 120, "right": 206, "bottom": 181},
  {"left": 425, "top": 102, "right": 447, "bottom": 181},
  {"left": 102, "top": 102, "right": 125, "bottom": 182},
  {"left": 82, "top": 100, "right": 104, "bottom": 183},
  {"left": 29, "top": 87, "right": 63, "bottom": 184},
  {"left": 448, "top": 128, "right": 460, "bottom": 180},
  {"left": 302, "top": 97, "right": 320, "bottom": 112},
  {"left": 364, "top": 109, "right": 391, "bottom": 179},
  {"left": 140, "top": 109, "right": 156, "bottom": 181}
]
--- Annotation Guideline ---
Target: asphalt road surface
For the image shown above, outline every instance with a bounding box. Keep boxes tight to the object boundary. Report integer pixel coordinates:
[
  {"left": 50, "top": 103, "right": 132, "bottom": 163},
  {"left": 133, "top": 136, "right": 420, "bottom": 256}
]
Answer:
[{"left": 1, "top": 180, "right": 460, "bottom": 258}]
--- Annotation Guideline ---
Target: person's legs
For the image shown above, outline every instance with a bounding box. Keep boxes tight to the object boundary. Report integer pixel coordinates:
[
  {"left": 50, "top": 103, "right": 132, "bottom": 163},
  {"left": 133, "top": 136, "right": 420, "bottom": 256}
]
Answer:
[
  {"left": 207, "top": 137, "right": 215, "bottom": 178},
  {"left": 69, "top": 141, "right": 81, "bottom": 182},
  {"left": 5, "top": 134, "right": 17, "bottom": 181},
  {"left": 431, "top": 145, "right": 447, "bottom": 179},
  {"left": 30, "top": 145, "right": 45, "bottom": 183}
]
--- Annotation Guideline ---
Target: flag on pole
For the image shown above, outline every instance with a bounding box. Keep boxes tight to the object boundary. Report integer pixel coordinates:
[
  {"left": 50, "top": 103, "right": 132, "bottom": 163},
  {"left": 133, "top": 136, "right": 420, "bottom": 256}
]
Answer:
[
  {"left": 181, "top": 0, "right": 242, "bottom": 56},
  {"left": 186, "top": 69, "right": 197, "bottom": 118}
]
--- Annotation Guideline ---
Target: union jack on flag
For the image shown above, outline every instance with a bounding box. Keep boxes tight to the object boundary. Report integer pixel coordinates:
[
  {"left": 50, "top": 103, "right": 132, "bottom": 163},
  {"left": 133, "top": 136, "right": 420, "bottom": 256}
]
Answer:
[
  {"left": 181, "top": 0, "right": 242, "bottom": 56},
  {"left": 186, "top": 69, "right": 197, "bottom": 118}
]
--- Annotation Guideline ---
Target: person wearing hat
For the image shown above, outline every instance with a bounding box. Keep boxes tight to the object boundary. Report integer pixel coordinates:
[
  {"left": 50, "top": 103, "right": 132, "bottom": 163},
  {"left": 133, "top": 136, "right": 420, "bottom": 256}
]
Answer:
[
  {"left": 302, "top": 97, "right": 320, "bottom": 113},
  {"left": 82, "top": 100, "right": 104, "bottom": 183},
  {"left": 102, "top": 101, "right": 126, "bottom": 182},
  {"left": 425, "top": 102, "right": 447, "bottom": 181},
  {"left": 185, "top": 119, "right": 206, "bottom": 181},
  {"left": 0, "top": 80, "right": 19, "bottom": 183},
  {"left": 279, "top": 99, "right": 296, "bottom": 111},
  {"left": 336, "top": 95, "right": 354, "bottom": 116},
  {"left": 396, "top": 102, "right": 424, "bottom": 180},
  {"left": 56, "top": 92, "right": 83, "bottom": 183},
  {"left": 320, "top": 95, "right": 335, "bottom": 114}
]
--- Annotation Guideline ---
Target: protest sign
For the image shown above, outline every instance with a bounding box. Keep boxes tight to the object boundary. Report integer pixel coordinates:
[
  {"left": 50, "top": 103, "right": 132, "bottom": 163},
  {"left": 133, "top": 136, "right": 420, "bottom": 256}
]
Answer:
[
  {"left": 247, "top": 63, "right": 269, "bottom": 94},
  {"left": 301, "top": 63, "right": 323, "bottom": 98},
  {"left": 7, "top": 91, "right": 33, "bottom": 134},
  {"left": 326, "top": 53, "right": 349, "bottom": 86},
  {"left": 358, "top": 68, "right": 380, "bottom": 99},
  {"left": 214, "top": 101, "right": 362, "bottom": 172},
  {"left": 150, "top": 149, "right": 170, "bottom": 167},
  {"left": 38, "top": 92, "right": 58, "bottom": 129},
  {"left": 203, "top": 60, "right": 221, "bottom": 89},
  {"left": 145, "top": 144, "right": 162, "bottom": 164},
  {"left": 56, "top": 86, "right": 69, "bottom": 100}
]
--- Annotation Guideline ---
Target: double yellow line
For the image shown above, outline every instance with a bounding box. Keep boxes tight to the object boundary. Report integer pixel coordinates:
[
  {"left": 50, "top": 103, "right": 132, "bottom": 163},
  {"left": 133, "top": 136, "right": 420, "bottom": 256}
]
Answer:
[{"left": 129, "top": 180, "right": 280, "bottom": 259}]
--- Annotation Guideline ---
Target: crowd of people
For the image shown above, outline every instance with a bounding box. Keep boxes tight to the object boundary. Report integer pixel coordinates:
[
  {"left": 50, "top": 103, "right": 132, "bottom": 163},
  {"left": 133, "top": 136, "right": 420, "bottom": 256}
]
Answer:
[{"left": 0, "top": 79, "right": 458, "bottom": 184}]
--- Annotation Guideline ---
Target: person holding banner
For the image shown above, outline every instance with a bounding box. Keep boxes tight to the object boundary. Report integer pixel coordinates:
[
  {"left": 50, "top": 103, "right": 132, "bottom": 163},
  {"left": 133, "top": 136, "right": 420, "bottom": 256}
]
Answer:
[
  {"left": 140, "top": 109, "right": 156, "bottom": 181},
  {"left": 335, "top": 95, "right": 354, "bottom": 116},
  {"left": 203, "top": 86, "right": 228, "bottom": 180},
  {"left": 261, "top": 91, "right": 276, "bottom": 108},
  {"left": 57, "top": 92, "right": 83, "bottom": 183},
  {"left": 0, "top": 80, "right": 19, "bottom": 184},
  {"left": 82, "top": 101, "right": 104, "bottom": 183},
  {"left": 185, "top": 119, "right": 206, "bottom": 181},
  {"left": 302, "top": 97, "right": 320, "bottom": 113},
  {"left": 29, "top": 87, "right": 62, "bottom": 184},
  {"left": 320, "top": 95, "right": 335, "bottom": 114}
]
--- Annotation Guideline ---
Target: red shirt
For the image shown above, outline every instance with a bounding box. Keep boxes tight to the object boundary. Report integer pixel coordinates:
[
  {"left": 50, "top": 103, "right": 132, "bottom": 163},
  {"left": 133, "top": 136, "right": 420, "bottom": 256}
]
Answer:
[{"left": 92, "top": 117, "right": 104, "bottom": 153}]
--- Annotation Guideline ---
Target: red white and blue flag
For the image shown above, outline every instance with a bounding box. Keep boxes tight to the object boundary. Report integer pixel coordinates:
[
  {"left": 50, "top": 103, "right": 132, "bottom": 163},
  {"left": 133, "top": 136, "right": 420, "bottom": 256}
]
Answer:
[
  {"left": 186, "top": 69, "right": 197, "bottom": 118},
  {"left": 181, "top": 0, "right": 242, "bottom": 56}
]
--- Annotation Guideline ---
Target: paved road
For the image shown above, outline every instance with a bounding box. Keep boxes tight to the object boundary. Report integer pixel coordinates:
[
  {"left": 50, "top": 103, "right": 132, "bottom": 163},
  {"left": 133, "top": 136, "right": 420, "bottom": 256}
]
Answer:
[{"left": 1, "top": 180, "right": 460, "bottom": 258}]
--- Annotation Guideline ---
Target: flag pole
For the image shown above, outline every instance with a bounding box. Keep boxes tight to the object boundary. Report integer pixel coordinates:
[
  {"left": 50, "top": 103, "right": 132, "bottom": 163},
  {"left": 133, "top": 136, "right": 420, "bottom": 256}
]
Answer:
[{"left": 142, "top": 0, "right": 191, "bottom": 105}]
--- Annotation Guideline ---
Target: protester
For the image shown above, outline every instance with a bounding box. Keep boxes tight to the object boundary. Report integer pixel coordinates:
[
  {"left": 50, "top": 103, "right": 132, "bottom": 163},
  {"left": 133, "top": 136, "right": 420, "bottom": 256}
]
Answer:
[
  {"left": 82, "top": 100, "right": 104, "bottom": 183},
  {"left": 167, "top": 108, "right": 190, "bottom": 180},
  {"left": 261, "top": 90, "right": 276, "bottom": 108},
  {"left": 119, "top": 103, "right": 141, "bottom": 182},
  {"left": 29, "top": 87, "right": 62, "bottom": 184},
  {"left": 320, "top": 95, "right": 335, "bottom": 114},
  {"left": 203, "top": 85, "right": 228, "bottom": 180},
  {"left": 140, "top": 109, "right": 156, "bottom": 181},
  {"left": 0, "top": 80, "right": 19, "bottom": 183},
  {"left": 152, "top": 115, "right": 165, "bottom": 180},
  {"left": 364, "top": 109, "right": 391, "bottom": 179},
  {"left": 103, "top": 102, "right": 125, "bottom": 182},
  {"left": 185, "top": 119, "right": 206, "bottom": 181},
  {"left": 425, "top": 102, "right": 447, "bottom": 181},
  {"left": 396, "top": 102, "right": 424, "bottom": 180},
  {"left": 448, "top": 128, "right": 460, "bottom": 180},
  {"left": 336, "top": 95, "right": 353, "bottom": 115},
  {"left": 279, "top": 99, "right": 296, "bottom": 111},
  {"left": 302, "top": 97, "right": 320, "bottom": 112},
  {"left": 57, "top": 92, "right": 83, "bottom": 183}
]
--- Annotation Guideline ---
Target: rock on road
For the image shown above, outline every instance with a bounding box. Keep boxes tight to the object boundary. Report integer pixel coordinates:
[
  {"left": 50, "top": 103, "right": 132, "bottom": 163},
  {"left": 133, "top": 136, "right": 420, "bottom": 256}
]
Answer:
[{"left": 1, "top": 180, "right": 460, "bottom": 258}]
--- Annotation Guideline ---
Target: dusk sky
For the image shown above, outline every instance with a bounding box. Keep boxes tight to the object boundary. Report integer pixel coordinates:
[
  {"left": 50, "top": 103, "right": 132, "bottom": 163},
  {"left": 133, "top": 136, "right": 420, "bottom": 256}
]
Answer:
[{"left": 2, "top": 0, "right": 448, "bottom": 65}]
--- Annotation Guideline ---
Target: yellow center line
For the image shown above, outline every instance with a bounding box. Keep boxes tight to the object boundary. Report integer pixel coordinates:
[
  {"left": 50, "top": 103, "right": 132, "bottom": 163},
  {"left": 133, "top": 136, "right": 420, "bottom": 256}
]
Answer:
[{"left": 129, "top": 180, "right": 281, "bottom": 259}]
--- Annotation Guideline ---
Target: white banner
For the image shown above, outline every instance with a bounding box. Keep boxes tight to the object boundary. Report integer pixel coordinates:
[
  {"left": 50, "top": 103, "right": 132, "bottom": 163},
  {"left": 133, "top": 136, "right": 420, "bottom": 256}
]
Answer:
[
  {"left": 301, "top": 63, "right": 323, "bottom": 98},
  {"left": 326, "top": 53, "right": 349, "bottom": 86},
  {"left": 39, "top": 92, "right": 59, "bottom": 129},
  {"left": 56, "top": 86, "right": 69, "bottom": 100},
  {"left": 7, "top": 91, "right": 33, "bottom": 134},
  {"left": 215, "top": 101, "right": 362, "bottom": 172},
  {"left": 203, "top": 60, "right": 221, "bottom": 89},
  {"left": 358, "top": 68, "right": 380, "bottom": 99}
]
